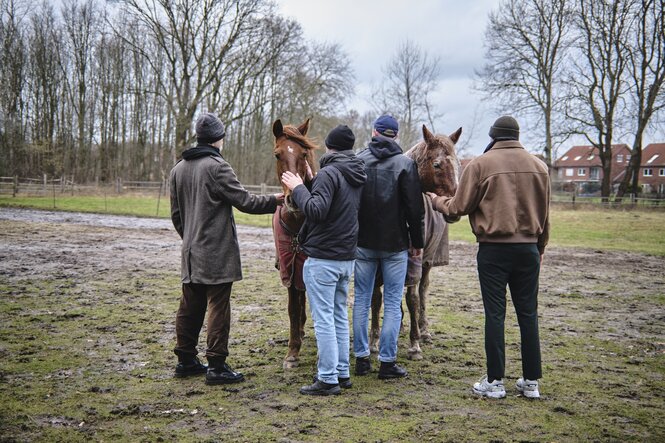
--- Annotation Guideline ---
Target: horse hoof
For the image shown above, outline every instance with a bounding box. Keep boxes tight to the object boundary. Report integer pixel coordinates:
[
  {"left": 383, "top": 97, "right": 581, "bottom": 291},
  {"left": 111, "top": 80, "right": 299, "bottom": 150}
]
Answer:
[
  {"left": 283, "top": 357, "right": 299, "bottom": 369},
  {"left": 421, "top": 332, "right": 433, "bottom": 343},
  {"left": 407, "top": 348, "right": 423, "bottom": 361}
]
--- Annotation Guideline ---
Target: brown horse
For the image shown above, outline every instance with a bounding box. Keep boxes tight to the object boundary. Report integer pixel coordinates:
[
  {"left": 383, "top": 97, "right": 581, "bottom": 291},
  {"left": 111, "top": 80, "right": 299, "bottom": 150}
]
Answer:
[
  {"left": 369, "top": 124, "right": 461, "bottom": 361},
  {"left": 271, "top": 118, "right": 318, "bottom": 369}
]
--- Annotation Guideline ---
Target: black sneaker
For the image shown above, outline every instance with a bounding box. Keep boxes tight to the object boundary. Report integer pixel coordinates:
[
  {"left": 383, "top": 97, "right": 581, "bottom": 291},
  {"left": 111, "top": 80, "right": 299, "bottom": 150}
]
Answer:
[
  {"left": 174, "top": 356, "right": 208, "bottom": 378},
  {"left": 312, "top": 375, "right": 352, "bottom": 389},
  {"left": 205, "top": 362, "right": 245, "bottom": 385},
  {"left": 355, "top": 357, "right": 371, "bottom": 376},
  {"left": 378, "top": 361, "right": 407, "bottom": 379},
  {"left": 299, "top": 380, "right": 341, "bottom": 396}
]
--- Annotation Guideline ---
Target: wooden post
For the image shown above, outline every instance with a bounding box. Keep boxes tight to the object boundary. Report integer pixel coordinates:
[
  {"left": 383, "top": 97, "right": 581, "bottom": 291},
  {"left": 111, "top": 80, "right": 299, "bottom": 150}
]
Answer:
[
  {"left": 13, "top": 175, "right": 18, "bottom": 197},
  {"left": 261, "top": 183, "right": 267, "bottom": 195},
  {"left": 43, "top": 173, "right": 47, "bottom": 193},
  {"left": 156, "top": 183, "right": 162, "bottom": 217}
]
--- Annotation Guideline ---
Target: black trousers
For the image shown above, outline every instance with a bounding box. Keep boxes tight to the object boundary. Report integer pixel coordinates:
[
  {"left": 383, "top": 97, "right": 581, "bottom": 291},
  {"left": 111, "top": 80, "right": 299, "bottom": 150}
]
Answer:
[
  {"left": 477, "top": 243, "right": 542, "bottom": 381},
  {"left": 174, "top": 282, "right": 233, "bottom": 360}
]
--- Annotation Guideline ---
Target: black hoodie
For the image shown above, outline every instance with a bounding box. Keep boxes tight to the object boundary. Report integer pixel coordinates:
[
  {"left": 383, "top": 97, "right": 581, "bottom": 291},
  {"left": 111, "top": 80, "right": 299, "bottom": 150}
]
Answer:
[
  {"left": 291, "top": 149, "right": 367, "bottom": 260},
  {"left": 357, "top": 136, "right": 425, "bottom": 251}
]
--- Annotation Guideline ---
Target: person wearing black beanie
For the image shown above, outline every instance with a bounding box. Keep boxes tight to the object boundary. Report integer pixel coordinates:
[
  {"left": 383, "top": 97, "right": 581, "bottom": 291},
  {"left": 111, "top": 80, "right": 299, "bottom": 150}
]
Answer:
[
  {"left": 281, "top": 124, "right": 367, "bottom": 396},
  {"left": 427, "top": 114, "right": 550, "bottom": 400},
  {"left": 169, "top": 112, "right": 283, "bottom": 386}
]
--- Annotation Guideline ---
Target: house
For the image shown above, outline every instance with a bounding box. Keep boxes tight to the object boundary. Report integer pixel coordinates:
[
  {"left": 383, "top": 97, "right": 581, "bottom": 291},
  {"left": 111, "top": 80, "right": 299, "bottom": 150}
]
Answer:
[
  {"left": 640, "top": 143, "right": 665, "bottom": 194},
  {"left": 554, "top": 144, "right": 631, "bottom": 193}
]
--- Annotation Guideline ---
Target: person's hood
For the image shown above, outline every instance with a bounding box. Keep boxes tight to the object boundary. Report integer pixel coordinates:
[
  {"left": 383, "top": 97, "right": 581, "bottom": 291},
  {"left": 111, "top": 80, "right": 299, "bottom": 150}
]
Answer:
[
  {"left": 319, "top": 150, "right": 367, "bottom": 187},
  {"left": 368, "top": 135, "right": 403, "bottom": 159},
  {"left": 181, "top": 144, "right": 222, "bottom": 160}
]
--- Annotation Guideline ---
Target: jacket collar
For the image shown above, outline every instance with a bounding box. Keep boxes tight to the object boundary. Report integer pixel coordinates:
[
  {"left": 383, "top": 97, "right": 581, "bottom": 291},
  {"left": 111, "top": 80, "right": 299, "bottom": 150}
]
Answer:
[{"left": 491, "top": 140, "right": 524, "bottom": 150}]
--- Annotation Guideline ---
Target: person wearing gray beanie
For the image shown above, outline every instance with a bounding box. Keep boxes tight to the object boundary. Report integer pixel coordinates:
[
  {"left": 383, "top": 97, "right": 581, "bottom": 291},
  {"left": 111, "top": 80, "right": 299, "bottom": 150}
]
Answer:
[{"left": 169, "top": 112, "right": 283, "bottom": 386}]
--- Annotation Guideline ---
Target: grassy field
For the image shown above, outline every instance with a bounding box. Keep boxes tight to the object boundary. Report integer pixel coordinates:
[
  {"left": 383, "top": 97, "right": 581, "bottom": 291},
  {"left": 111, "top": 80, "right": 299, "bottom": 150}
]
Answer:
[
  {"left": 0, "top": 218, "right": 663, "bottom": 442},
  {"left": 2, "top": 195, "right": 664, "bottom": 255}
]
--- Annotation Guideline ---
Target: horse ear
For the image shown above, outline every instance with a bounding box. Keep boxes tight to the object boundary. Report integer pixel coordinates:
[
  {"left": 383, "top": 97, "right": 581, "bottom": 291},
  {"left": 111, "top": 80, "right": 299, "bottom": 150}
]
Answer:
[
  {"left": 422, "top": 124, "right": 435, "bottom": 143},
  {"left": 449, "top": 127, "right": 463, "bottom": 144},
  {"left": 272, "top": 119, "right": 284, "bottom": 138},
  {"left": 297, "top": 118, "right": 310, "bottom": 136}
]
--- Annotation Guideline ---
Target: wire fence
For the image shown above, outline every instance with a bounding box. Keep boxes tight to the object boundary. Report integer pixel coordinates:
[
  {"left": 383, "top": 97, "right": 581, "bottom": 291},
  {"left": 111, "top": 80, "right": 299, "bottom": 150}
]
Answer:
[
  {"left": 0, "top": 176, "right": 282, "bottom": 198},
  {"left": 2, "top": 175, "right": 664, "bottom": 210}
]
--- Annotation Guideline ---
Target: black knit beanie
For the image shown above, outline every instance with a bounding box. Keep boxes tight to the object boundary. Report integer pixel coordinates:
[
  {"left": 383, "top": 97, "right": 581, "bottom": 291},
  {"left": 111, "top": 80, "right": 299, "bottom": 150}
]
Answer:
[
  {"left": 196, "top": 112, "right": 226, "bottom": 144},
  {"left": 489, "top": 115, "right": 519, "bottom": 140},
  {"left": 325, "top": 125, "right": 355, "bottom": 151}
]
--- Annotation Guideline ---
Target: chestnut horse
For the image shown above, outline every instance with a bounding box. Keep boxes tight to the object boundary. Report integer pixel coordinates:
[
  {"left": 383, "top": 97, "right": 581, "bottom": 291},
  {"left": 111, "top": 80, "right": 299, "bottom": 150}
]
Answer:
[
  {"left": 271, "top": 118, "right": 318, "bottom": 369},
  {"left": 369, "top": 124, "right": 461, "bottom": 360}
]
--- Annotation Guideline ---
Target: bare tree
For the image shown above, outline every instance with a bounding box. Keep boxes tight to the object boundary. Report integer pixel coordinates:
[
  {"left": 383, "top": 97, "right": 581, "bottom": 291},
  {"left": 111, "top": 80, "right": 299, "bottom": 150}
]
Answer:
[
  {"left": 616, "top": 0, "right": 665, "bottom": 198},
  {"left": 373, "top": 40, "right": 441, "bottom": 149},
  {"left": 475, "top": 0, "right": 571, "bottom": 171},
  {"left": 118, "top": 0, "right": 271, "bottom": 158},
  {"left": 0, "top": 0, "right": 28, "bottom": 176},
  {"left": 565, "top": 0, "right": 637, "bottom": 199},
  {"left": 60, "top": 0, "right": 101, "bottom": 181}
]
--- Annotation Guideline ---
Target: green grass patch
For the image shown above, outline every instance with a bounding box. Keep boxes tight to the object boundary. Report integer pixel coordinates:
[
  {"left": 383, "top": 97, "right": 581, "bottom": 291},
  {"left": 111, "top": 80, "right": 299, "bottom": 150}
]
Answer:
[
  {"left": 2, "top": 195, "right": 665, "bottom": 254},
  {"left": 447, "top": 207, "right": 665, "bottom": 256}
]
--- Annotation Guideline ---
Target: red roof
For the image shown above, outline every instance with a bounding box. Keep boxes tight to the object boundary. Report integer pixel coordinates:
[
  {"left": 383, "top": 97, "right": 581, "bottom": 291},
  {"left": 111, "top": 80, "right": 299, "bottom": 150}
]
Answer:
[
  {"left": 642, "top": 143, "right": 665, "bottom": 167},
  {"left": 555, "top": 144, "right": 630, "bottom": 167}
]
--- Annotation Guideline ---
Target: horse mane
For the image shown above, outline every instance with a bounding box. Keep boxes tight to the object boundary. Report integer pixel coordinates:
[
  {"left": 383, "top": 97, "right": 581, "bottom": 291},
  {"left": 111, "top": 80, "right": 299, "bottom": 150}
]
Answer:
[
  {"left": 282, "top": 125, "right": 320, "bottom": 152},
  {"left": 405, "top": 140, "right": 429, "bottom": 171}
]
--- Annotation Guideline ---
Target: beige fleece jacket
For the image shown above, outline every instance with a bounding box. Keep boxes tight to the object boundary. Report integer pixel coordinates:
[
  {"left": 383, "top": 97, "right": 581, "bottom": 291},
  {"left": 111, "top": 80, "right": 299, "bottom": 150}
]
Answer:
[{"left": 431, "top": 140, "right": 550, "bottom": 254}]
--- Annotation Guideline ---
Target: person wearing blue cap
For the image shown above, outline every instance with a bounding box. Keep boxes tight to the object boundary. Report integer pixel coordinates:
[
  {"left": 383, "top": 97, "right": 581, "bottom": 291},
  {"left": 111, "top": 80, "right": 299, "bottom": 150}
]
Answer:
[{"left": 352, "top": 115, "right": 425, "bottom": 379}]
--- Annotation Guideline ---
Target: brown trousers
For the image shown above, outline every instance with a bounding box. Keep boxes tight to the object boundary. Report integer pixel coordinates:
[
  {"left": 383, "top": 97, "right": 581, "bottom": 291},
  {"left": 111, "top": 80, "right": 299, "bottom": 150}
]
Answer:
[{"left": 174, "top": 282, "right": 233, "bottom": 360}]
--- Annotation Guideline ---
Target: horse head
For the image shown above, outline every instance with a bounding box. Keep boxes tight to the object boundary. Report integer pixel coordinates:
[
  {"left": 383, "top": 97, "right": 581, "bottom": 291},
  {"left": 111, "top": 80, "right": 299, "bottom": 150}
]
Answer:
[
  {"left": 406, "top": 125, "right": 462, "bottom": 197},
  {"left": 272, "top": 118, "right": 318, "bottom": 212}
]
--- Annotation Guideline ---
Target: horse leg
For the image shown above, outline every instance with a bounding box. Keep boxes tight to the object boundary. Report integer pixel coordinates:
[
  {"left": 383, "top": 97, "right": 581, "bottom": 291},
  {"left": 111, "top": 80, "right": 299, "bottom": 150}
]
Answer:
[
  {"left": 299, "top": 289, "right": 307, "bottom": 341},
  {"left": 369, "top": 284, "right": 382, "bottom": 354},
  {"left": 404, "top": 285, "right": 423, "bottom": 360},
  {"left": 419, "top": 264, "right": 432, "bottom": 343},
  {"left": 284, "top": 286, "right": 303, "bottom": 369}
]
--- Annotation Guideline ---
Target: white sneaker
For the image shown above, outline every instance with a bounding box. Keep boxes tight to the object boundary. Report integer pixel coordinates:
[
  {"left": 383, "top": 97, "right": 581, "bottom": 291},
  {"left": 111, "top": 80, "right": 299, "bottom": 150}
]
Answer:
[
  {"left": 473, "top": 375, "right": 506, "bottom": 399},
  {"left": 516, "top": 377, "right": 540, "bottom": 398}
]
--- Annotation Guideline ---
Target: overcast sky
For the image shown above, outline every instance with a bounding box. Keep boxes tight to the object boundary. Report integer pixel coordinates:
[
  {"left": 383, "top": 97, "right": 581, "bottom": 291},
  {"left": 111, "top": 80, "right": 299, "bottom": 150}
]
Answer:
[{"left": 276, "top": 0, "right": 504, "bottom": 156}]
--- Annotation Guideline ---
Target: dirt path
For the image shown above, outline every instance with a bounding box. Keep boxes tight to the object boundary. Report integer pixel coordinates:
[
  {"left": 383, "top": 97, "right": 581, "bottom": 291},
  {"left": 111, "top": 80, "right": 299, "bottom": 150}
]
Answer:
[{"left": 2, "top": 207, "right": 662, "bottom": 342}]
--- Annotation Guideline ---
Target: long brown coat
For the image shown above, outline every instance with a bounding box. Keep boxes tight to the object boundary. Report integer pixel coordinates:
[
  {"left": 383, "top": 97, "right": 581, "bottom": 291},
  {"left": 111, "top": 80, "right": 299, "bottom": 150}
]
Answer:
[{"left": 170, "top": 153, "right": 277, "bottom": 285}]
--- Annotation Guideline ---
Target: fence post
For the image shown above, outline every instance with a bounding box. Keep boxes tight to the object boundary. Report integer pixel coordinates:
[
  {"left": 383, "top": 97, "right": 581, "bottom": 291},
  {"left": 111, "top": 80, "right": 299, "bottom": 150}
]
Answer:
[
  {"left": 13, "top": 175, "right": 18, "bottom": 197},
  {"left": 116, "top": 177, "right": 121, "bottom": 194},
  {"left": 156, "top": 183, "right": 162, "bottom": 217},
  {"left": 43, "top": 173, "right": 47, "bottom": 193},
  {"left": 261, "top": 183, "right": 267, "bottom": 195}
]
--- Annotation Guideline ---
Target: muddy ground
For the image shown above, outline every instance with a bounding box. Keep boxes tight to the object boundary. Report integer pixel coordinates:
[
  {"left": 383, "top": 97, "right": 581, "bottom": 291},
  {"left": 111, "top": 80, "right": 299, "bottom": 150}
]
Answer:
[{"left": 0, "top": 207, "right": 663, "bottom": 442}]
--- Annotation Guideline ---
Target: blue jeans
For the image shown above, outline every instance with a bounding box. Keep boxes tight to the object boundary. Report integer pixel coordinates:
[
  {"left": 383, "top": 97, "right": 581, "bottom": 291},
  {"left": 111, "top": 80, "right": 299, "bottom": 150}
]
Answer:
[
  {"left": 303, "top": 257, "right": 354, "bottom": 384},
  {"left": 353, "top": 247, "right": 408, "bottom": 362}
]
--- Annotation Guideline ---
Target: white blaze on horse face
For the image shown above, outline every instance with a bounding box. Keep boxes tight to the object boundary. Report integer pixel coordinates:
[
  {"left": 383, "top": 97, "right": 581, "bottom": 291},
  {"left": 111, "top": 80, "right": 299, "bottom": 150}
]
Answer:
[
  {"left": 452, "top": 157, "right": 460, "bottom": 189},
  {"left": 287, "top": 145, "right": 294, "bottom": 154}
]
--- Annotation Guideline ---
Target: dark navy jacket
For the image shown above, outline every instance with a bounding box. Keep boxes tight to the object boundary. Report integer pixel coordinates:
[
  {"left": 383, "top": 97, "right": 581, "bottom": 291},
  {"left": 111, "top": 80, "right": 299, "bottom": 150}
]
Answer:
[
  {"left": 292, "top": 150, "right": 366, "bottom": 260},
  {"left": 356, "top": 136, "right": 425, "bottom": 251}
]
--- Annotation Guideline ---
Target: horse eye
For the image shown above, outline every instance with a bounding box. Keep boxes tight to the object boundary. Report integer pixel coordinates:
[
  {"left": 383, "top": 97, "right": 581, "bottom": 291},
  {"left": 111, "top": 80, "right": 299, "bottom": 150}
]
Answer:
[
  {"left": 302, "top": 152, "right": 308, "bottom": 158},
  {"left": 274, "top": 153, "right": 280, "bottom": 159},
  {"left": 433, "top": 161, "right": 441, "bottom": 169}
]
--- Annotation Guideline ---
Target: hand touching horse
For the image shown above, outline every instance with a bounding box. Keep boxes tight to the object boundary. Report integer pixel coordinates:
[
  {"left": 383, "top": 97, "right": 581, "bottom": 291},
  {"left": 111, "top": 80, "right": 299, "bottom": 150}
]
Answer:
[{"left": 271, "top": 118, "right": 318, "bottom": 369}]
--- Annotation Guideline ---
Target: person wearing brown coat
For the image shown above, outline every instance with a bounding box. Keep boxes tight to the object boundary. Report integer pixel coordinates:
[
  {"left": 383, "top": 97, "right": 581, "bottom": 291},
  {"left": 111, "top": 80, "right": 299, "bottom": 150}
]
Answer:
[
  {"left": 427, "top": 116, "right": 550, "bottom": 399},
  {"left": 170, "top": 112, "right": 282, "bottom": 385}
]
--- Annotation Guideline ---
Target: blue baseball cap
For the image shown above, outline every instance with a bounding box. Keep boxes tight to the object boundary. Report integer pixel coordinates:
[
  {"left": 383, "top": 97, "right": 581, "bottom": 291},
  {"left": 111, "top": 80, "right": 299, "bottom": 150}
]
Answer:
[{"left": 373, "top": 115, "right": 398, "bottom": 137}]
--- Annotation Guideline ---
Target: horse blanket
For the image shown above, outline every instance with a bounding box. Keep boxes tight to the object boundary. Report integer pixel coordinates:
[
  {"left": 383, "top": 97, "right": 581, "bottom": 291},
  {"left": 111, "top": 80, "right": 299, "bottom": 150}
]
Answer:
[
  {"left": 272, "top": 206, "right": 307, "bottom": 290},
  {"left": 406, "top": 194, "right": 449, "bottom": 286}
]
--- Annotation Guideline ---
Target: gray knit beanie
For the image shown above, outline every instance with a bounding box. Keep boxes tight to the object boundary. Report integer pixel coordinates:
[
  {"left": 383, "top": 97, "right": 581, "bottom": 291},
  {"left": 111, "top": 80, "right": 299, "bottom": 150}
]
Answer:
[
  {"left": 196, "top": 112, "right": 226, "bottom": 144},
  {"left": 489, "top": 116, "right": 519, "bottom": 140}
]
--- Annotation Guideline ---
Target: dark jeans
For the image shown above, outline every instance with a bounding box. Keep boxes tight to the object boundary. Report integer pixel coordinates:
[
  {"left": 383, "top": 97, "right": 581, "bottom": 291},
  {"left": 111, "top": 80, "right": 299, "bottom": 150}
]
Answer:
[
  {"left": 174, "top": 282, "right": 233, "bottom": 360},
  {"left": 477, "top": 243, "right": 542, "bottom": 381}
]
